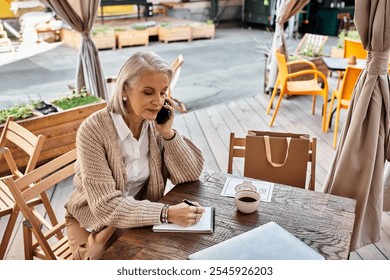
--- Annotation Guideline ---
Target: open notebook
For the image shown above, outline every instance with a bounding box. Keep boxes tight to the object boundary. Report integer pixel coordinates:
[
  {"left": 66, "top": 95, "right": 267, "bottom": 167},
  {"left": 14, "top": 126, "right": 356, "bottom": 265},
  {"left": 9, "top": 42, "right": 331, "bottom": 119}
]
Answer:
[
  {"left": 152, "top": 207, "right": 215, "bottom": 233},
  {"left": 188, "top": 221, "right": 324, "bottom": 260}
]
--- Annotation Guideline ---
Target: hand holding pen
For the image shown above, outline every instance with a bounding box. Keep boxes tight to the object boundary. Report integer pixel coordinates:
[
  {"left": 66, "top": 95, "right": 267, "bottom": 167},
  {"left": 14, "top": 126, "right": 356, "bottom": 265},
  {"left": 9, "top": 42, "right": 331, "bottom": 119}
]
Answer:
[{"left": 166, "top": 199, "right": 205, "bottom": 227}]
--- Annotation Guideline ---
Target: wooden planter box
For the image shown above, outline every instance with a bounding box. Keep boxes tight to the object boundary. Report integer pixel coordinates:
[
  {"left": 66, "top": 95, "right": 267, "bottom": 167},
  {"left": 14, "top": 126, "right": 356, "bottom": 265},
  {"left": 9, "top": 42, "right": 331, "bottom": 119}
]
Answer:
[
  {"left": 191, "top": 24, "right": 215, "bottom": 40},
  {"left": 115, "top": 29, "right": 149, "bottom": 48},
  {"left": 62, "top": 29, "right": 116, "bottom": 50},
  {"left": 0, "top": 100, "right": 107, "bottom": 175},
  {"left": 158, "top": 26, "right": 192, "bottom": 43}
]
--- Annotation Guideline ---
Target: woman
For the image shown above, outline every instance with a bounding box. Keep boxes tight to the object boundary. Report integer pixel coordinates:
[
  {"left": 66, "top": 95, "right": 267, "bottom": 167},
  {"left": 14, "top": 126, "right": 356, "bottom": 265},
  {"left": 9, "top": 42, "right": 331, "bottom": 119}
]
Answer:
[{"left": 65, "top": 51, "right": 205, "bottom": 260}]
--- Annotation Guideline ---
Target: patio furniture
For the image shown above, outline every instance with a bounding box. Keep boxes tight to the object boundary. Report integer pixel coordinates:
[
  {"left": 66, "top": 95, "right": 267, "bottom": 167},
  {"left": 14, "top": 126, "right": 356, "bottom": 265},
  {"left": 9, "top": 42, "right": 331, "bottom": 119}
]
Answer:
[
  {"left": 101, "top": 170, "right": 356, "bottom": 260},
  {"left": 0, "top": 117, "right": 48, "bottom": 259},
  {"left": 227, "top": 132, "right": 246, "bottom": 175},
  {"left": 227, "top": 132, "right": 316, "bottom": 191},
  {"left": 326, "top": 66, "right": 363, "bottom": 149},
  {"left": 0, "top": 22, "right": 14, "bottom": 53},
  {"left": 294, "top": 33, "right": 328, "bottom": 57},
  {"left": 105, "top": 76, "right": 117, "bottom": 101},
  {"left": 344, "top": 38, "right": 367, "bottom": 59},
  {"left": 266, "top": 50, "right": 329, "bottom": 131},
  {"left": 337, "top": 12, "right": 354, "bottom": 34},
  {"left": 1, "top": 149, "right": 77, "bottom": 260},
  {"left": 168, "top": 54, "right": 187, "bottom": 113}
]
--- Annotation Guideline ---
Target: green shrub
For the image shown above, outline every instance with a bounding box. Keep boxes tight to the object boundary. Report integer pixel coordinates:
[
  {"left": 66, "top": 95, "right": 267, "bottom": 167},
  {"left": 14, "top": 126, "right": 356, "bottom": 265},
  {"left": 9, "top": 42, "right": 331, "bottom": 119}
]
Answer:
[
  {"left": 51, "top": 87, "right": 100, "bottom": 110},
  {"left": 0, "top": 104, "right": 34, "bottom": 124}
]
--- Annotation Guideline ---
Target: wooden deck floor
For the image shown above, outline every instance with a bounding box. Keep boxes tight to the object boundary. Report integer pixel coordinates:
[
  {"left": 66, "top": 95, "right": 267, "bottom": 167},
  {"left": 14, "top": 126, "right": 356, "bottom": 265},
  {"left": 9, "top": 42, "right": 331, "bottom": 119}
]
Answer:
[{"left": 1, "top": 80, "right": 390, "bottom": 259}]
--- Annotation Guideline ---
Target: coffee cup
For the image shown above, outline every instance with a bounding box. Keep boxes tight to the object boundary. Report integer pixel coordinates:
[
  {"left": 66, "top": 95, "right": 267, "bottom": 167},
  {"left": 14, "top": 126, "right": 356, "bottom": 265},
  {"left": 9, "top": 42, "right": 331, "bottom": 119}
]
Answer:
[{"left": 234, "top": 183, "right": 261, "bottom": 214}]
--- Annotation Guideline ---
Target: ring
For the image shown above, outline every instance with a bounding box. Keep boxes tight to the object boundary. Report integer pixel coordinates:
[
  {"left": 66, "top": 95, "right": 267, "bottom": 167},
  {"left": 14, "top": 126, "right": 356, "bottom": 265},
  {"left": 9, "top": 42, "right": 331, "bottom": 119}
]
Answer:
[{"left": 195, "top": 206, "right": 198, "bottom": 214}]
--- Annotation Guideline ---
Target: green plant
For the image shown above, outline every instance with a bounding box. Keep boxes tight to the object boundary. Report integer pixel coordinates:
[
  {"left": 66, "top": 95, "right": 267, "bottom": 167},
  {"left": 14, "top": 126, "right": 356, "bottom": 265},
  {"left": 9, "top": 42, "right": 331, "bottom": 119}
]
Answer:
[
  {"left": 0, "top": 104, "right": 34, "bottom": 124},
  {"left": 132, "top": 24, "right": 147, "bottom": 30},
  {"left": 91, "top": 26, "right": 110, "bottom": 36},
  {"left": 298, "top": 41, "right": 324, "bottom": 58},
  {"left": 51, "top": 87, "right": 100, "bottom": 110},
  {"left": 114, "top": 27, "right": 127, "bottom": 32},
  {"left": 338, "top": 30, "right": 361, "bottom": 48}
]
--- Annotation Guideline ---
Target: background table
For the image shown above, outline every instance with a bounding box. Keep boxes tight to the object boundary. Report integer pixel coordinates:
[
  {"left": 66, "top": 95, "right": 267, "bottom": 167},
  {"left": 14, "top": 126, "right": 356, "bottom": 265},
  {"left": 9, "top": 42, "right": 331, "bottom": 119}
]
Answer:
[
  {"left": 322, "top": 57, "right": 365, "bottom": 71},
  {"left": 101, "top": 170, "right": 356, "bottom": 260}
]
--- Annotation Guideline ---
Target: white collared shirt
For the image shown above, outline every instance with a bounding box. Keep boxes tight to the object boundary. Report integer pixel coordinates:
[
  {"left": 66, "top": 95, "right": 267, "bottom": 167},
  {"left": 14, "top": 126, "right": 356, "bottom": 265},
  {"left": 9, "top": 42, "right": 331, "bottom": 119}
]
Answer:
[{"left": 110, "top": 112, "right": 150, "bottom": 198}]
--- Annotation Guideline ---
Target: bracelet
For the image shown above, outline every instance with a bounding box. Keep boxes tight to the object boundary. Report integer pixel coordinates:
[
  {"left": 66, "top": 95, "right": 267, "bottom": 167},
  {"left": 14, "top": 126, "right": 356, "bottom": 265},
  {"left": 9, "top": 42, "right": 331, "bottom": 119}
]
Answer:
[{"left": 160, "top": 204, "right": 170, "bottom": 223}]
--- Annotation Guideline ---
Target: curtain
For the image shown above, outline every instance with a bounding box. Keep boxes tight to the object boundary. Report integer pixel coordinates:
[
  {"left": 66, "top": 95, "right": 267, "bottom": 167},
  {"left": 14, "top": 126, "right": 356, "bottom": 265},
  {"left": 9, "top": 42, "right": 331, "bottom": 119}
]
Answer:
[
  {"left": 40, "top": 0, "right": 107, "bottom": 99},
  {"left": 266, "top": 0, "right": 310, "bottom": 92},
  {"left": 323, "top": 0, "right": 390, "bottom": 251}
]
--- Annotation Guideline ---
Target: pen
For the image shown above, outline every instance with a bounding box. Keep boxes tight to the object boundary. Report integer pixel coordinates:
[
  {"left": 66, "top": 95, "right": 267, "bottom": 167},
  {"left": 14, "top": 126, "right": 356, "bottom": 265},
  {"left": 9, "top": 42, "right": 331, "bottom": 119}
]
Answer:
[{"left": 183, "top": 199, "right": 196, "bottom": 206}]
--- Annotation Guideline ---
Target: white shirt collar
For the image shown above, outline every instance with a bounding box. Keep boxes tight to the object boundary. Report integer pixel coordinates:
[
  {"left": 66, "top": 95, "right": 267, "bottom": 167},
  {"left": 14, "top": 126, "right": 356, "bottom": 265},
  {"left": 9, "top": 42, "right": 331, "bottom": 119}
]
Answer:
[{"left": 110, "top": 112, "right": 150, "bottom": 141}]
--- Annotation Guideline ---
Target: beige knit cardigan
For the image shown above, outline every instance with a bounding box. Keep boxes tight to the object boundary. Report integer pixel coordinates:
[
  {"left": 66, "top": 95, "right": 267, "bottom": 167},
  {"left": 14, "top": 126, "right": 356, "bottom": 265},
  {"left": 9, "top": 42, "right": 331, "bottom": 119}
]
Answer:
[{"left": 65, "top": 108, "right": 204, "bottom": 232}]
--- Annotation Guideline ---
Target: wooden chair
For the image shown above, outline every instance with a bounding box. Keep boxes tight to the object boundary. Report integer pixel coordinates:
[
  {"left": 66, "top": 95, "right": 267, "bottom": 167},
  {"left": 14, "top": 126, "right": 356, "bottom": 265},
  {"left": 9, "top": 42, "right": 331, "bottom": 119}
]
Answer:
[
  {"left": 326, "top": 66, "right": 363, "bottom": 149},
  {"left": 105, "top": 76, "right": 117, "bottom": 101},
  {"left": 0, "top": 116, "right": 48, "bottom": 259},
  {"left": 337, "top": 13, "right": 354, "bottom": 34},
  {"left": 0, "top": 22, "right": 14, "bottom": 53},
  {"left": 266, "top": 50, "right": 329, "bottom": 131},
  {"left": 1, "top": 149, "right": 77, "bottom": 260},
  {"left": 227, "top": 132, "right": 246, "bottom": 174},
  {"left": 227, "top": 132, "right": 316, "bottom": 191},
  {"left": 293, "top": 33, "right": 328, "bottom": 57},
  {"left": 168, "top": 54, "right": 187, "bottom": 113}
]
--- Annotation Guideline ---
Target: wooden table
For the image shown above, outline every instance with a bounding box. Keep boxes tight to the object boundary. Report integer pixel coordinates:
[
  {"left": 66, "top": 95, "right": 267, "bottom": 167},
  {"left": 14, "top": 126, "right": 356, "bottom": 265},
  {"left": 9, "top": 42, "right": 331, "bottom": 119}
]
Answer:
[{"left": 101, "top": 170, "right": 356, "bottom": 260}]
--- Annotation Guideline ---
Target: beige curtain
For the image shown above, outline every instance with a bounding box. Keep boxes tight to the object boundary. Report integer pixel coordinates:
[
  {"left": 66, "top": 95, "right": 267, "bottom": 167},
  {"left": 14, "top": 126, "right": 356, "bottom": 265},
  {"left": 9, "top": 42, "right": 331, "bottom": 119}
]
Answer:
[
  {"left": 323, "top": 0, "right": 390, "bottom": 251},
  {"left": 266, "top": 0, "right": 310, "bottom": 92},
  {"left": 40, "top": 0, "right": 107, "bottom": 99}
]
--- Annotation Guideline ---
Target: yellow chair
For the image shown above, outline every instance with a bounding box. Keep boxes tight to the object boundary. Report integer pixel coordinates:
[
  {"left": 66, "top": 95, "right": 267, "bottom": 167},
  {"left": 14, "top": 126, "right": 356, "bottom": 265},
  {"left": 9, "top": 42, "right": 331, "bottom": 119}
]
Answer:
[
  {"left": 326, "top": 66, "right": 363, "bottom": 149},
  {"left": 266, "top": 50, "right": 329, "bottom": 131},
  {"left": 344, "top": 38, "right": 367, "bottom": 59}
]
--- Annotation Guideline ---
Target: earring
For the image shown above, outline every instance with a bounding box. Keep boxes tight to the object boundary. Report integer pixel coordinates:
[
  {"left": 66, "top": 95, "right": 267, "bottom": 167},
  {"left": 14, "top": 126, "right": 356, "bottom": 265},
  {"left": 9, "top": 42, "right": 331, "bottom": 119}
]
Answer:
[{"left": 122, "top": 96, "right": 128, "bottom": 101}]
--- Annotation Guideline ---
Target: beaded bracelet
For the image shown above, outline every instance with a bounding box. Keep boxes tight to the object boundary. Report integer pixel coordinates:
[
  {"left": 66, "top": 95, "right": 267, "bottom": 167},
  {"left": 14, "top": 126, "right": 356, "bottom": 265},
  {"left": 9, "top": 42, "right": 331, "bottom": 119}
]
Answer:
[{"left": 161, "top": 204, "right": 170, "bottom": 223}]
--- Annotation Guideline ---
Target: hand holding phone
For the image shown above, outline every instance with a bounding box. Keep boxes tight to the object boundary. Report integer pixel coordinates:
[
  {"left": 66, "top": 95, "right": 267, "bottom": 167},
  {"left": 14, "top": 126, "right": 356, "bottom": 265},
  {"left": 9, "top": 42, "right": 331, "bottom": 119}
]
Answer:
[{"left": 156, "top": 101, "right": 171, "bottom": 124}]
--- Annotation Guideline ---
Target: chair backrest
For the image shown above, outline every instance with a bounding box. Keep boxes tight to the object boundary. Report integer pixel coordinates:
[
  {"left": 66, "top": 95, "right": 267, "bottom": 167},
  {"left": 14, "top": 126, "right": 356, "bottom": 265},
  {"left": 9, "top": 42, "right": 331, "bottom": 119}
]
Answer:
[
  {"left": 0, "top": 116, "right": 46, "bottom": 177},
  {"left": 344, "top": 38, "right": 367, "bottom": 59},
  {"left": 228, "top": 132, "right": 317, "bottom": 191},
  {"left": 1, "top": 149, "right": 77, "bottom": 260},
  {"left": 105, "top": 76, "right": 117, "bottom": 102},
  {"left": 339, "top": 66, "right": 363, "bottom": 104},
  {"left": 168, "top": 54, "right": 184, "bottom": 99},
  {"left": 275, "top": 51, "right": 289, "bottom": 81},
  {"left": 0, "top": 116, "right": 47, "bottom": 259},
  {"left": 294, "top": 33, "right": 328, "bottom": 57},
  {"left": 227, "top": 132, "right": 246, "bottom": 174}
]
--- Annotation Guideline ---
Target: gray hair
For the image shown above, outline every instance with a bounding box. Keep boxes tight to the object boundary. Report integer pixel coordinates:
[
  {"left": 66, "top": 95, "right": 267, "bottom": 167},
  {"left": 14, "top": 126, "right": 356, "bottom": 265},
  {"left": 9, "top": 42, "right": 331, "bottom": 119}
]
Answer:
[{"left": 108, "top": 51, "right": 173, "bottom": 116}]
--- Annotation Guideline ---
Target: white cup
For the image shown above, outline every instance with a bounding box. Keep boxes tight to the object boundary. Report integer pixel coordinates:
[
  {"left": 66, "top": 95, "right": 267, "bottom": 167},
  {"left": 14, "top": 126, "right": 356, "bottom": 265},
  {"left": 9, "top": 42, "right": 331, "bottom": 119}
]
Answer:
[{"left": 234, "top": 184, "right": 261, "bottom": 214}]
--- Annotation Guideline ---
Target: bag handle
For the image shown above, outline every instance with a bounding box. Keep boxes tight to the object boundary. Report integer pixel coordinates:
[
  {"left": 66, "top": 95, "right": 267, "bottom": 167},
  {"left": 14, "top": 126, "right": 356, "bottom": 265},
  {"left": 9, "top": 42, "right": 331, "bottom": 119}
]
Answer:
[{"left": 264, "top": 136, "right": 291, "bottom": 167}]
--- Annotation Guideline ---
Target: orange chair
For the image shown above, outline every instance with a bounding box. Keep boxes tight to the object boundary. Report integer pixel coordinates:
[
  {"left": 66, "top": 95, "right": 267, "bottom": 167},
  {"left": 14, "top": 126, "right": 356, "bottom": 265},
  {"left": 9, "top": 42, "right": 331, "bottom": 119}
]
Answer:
[
  {"left": 344, "top": 38, "right": 367, "bottom": 59},
  {"left": 326, "top": 66, "right": 363, "bottom": 149},
  {"left": 266, "top": 50, "right": 329, "bottom": 131}
]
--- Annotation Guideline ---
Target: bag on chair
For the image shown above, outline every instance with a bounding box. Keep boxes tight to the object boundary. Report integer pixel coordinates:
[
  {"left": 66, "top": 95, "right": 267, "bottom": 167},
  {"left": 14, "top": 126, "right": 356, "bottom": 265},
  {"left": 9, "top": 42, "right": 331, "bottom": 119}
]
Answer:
[{"left": 244, "top": 131, "right": 310, "bottom": 188}]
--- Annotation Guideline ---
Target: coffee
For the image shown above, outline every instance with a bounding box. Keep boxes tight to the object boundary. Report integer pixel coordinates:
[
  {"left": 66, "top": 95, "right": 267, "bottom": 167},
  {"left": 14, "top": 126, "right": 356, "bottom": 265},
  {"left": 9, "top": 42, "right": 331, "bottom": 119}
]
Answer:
[{"left": 238, "top": 197, "right": 257, "bottom": 202}]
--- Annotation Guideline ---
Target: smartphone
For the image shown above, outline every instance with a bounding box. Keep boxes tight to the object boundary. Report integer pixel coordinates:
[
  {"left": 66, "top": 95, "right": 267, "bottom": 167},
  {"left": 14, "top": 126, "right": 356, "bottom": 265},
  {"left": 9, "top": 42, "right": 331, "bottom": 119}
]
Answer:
[{"left": 156, "top": 101, "right": 171, "bottom": 124}]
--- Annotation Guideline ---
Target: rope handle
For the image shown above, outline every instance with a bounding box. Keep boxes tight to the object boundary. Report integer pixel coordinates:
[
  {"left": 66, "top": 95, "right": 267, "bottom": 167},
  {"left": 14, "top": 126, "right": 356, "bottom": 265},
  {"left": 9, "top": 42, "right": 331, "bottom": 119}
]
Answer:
[{"left": 264, "top": 136, "right": 291, "bottom": 167}]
